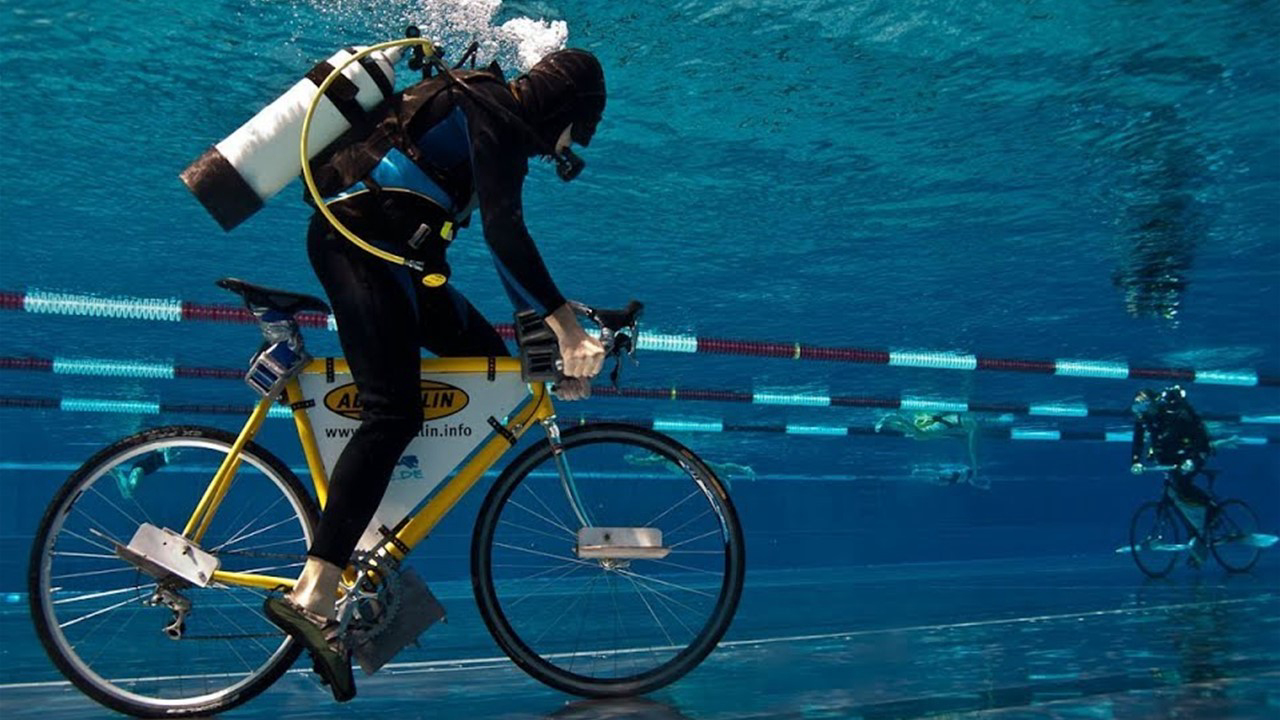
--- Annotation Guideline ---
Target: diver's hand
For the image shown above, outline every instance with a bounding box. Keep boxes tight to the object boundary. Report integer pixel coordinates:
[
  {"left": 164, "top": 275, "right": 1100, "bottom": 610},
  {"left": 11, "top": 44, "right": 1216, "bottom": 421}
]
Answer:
[
  {"left": 553, "top": 377, "right": 592, "bottom": 401},
  {"left": 545, "top": 303, "right": 605, "bottom": 378},
  {"left": 1130, "top": 462, "right": 1145, "bottom": 475},
  {"left": 1179, "top": 458, "right": 1196, "bottom": 474}
]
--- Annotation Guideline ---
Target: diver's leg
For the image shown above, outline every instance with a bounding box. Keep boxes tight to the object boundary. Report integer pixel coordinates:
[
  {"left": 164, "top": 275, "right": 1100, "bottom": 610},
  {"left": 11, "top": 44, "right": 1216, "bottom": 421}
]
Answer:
[
  {"left": 417, "top": 285, "right": 511, "bottom": 358},
  {"left": 303, "top": 218, "right": 424, "bottom": 586},
  {"left": 288, "top": 558, "right": 343, "bottom": 620},
  {"left": 1173, "top": 472, "right": 1212, "bottom": 534},
  {"left": 876, "top": 414, "right": 911, "bottom": 435},
  {"left": 263, "top": 217, "right": 423, "bottom": 702},
  {"left": 1172, "top": 471, "right": 1211, "bottom": 565}
]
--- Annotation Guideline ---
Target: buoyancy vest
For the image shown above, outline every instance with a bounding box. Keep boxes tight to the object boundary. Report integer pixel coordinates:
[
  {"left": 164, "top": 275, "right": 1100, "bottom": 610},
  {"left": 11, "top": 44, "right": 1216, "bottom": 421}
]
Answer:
[{"left": 312, "top": 69, "right": 511, "bottom": 217}]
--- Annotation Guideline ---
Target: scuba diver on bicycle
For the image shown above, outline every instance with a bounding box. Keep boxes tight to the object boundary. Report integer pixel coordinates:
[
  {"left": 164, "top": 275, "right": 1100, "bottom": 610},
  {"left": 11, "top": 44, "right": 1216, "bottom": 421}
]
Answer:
[
  {"left": 1129, "top": 385, "right": 1213, "bottom": 562},
  {"left": 257, "top": 47, "right": 610, "bottom": 702}
]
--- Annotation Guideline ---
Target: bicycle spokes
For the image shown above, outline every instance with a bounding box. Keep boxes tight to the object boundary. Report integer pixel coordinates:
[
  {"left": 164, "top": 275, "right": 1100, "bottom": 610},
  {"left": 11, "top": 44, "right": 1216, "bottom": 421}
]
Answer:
[
  {"left": 1208, "top": 499, "right": 1262, "bottom": 573},
  {"left": 31, "top": 430, "right": 318, "bottom": 716},
  {"left": 1130, "top": 501, "right": 1181, "bottom": 578},
  {"left": 478, "top": 426, "right": 744, "bottom": 693}
]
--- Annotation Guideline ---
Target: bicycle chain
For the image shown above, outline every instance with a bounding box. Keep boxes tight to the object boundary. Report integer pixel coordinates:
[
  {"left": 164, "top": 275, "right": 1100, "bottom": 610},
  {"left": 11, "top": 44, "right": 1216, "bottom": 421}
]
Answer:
[{"left": 149, "top": 550, "right": 404, "bottom": 645}]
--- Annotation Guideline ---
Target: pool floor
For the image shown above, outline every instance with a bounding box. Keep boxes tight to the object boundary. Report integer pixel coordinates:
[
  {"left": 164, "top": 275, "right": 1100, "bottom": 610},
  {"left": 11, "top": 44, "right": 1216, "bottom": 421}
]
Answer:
[{"left": 2, "top": 554, "right": 1277, "bottom": 719}]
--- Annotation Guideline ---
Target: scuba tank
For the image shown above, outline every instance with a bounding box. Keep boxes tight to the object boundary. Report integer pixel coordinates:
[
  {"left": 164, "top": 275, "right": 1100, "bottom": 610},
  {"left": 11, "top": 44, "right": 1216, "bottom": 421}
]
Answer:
[{"left": 181, "top": 46, "right": 404, "bottom": 231}]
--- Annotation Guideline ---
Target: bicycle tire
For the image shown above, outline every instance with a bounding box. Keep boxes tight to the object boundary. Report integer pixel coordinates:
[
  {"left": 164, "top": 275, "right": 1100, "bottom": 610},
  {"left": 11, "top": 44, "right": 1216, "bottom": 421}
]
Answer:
[
  {"left": 1208, "top": 498, "right": 1261, "bottom": 573},
  {"left": 28, "top": 425, "right": 320, "bottom": 718},
  {"left": 1129, "top": 500, "right": 1180, "bottom": 578},
  {"left": 471, "top": 422, "right": 745, "bottom": 697}
]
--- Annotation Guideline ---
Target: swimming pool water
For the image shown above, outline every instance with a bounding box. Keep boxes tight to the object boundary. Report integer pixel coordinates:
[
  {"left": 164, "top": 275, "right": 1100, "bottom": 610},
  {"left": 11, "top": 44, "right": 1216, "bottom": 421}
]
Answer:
[{"left": 1, "top": 1, "right": 1277, "bottom": 717}]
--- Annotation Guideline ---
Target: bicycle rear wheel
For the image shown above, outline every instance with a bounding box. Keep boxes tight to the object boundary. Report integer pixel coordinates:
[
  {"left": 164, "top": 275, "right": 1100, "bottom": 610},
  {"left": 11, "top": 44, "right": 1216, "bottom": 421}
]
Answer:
[
  {"left": 472, "top": 423, "right": 745, "bottom": 697},
  {"left": 1207, "top": 499, "right": 1261, "bottom": 573},
  {"left": 28, "top": 426, "right": 319, "bottom": 718},
  {"left": 1129, "top": 500, "right": 1180, "bottom": 578}
]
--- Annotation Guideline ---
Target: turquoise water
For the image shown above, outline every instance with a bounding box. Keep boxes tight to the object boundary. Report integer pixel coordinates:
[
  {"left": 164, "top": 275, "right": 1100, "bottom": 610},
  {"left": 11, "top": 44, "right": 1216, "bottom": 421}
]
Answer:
[{"left": 1, "top": 1, "right": 1278, "bottom": 717}]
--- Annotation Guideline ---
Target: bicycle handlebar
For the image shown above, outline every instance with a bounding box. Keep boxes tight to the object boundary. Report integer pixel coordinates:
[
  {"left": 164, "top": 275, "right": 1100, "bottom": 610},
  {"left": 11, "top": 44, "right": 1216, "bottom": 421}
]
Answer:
[
  {"left": 1132, "top": 463, "right": 1219, "bottom": 488},
  {"left": 514, "top": 301, "right": 645, "bottom": 386}
]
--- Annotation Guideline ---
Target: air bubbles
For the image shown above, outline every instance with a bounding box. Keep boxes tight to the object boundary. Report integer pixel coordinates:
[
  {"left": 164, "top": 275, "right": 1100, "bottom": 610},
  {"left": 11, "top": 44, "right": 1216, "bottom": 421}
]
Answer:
[{"left": 310, "top": 0, "right": 567, "bottom": 72}]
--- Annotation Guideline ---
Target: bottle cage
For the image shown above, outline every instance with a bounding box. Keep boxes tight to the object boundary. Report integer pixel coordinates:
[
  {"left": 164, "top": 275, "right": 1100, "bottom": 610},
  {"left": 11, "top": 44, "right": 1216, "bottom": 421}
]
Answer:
[{"left": 244, "top": 311, "right": 311, "bottom": 398}]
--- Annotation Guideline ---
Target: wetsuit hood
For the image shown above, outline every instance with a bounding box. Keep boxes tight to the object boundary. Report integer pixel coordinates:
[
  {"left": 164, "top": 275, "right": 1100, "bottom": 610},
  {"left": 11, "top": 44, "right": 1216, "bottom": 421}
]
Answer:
[
  {"left": 1131, "top": 388, "right": 1157, "bottom": 418},
  {"left": 512, "top": 49, "right": 606, "bottom": 150}
]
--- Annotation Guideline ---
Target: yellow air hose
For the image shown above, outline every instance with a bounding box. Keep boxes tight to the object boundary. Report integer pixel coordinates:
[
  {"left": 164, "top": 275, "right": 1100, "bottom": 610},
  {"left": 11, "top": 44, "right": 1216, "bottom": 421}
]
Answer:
[{"left": 300, "top": 38, "right": 442, "bottom": 281}]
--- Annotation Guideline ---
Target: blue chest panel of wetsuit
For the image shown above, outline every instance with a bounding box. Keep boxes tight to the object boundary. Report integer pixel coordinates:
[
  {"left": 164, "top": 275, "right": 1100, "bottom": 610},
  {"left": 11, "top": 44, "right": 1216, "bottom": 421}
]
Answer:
[
  {"left": 328, "top": 108, "right": 473, "bottom": 217},
  {"left": 414, "top": 107, "right": 472, "bottom": 172}
]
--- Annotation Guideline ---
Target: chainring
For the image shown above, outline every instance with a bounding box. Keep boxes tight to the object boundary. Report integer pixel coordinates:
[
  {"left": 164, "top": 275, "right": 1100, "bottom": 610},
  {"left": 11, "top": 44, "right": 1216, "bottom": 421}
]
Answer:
[{"left": 335, "top": 550, "right": 404, "bottom": 647}]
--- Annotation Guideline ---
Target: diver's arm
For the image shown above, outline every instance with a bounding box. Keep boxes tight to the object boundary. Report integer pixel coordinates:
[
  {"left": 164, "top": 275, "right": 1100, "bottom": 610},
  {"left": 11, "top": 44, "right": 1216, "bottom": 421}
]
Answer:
[
  {"left": 472, "top": 123, "right": 602, "bottom": 380},
  {"left": 472, "top": 142, "right": 567, "bottom": 315}
]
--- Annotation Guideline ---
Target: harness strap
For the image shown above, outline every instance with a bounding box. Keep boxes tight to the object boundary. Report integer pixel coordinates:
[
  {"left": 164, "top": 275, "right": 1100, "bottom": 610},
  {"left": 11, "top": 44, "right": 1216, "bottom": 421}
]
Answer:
[
  {"left": 305, "top": 61, "right": 367, "bottom": 129},
  {"left": 352, "top": 47, "right": 394, "bottom": 98}
]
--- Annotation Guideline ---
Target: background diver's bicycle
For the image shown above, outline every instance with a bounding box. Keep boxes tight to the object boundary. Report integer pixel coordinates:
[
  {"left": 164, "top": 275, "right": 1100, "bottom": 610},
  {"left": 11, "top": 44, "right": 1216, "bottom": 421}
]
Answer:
[
  {"left": 1125, "top": 464, "right": 1276, "bottom": 578},
  {"left": 28, "top": 278, "right": 746, "bottom": 718}
]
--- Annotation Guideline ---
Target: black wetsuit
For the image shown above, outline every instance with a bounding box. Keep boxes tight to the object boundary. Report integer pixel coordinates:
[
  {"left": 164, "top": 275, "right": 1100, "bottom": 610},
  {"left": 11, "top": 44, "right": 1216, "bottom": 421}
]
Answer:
[
  {"left": 305, "top": 69, "right": 567, "bottom": 566},
  {"left": 1131, "top": 395, "right": 1213, "bottom": 507}
]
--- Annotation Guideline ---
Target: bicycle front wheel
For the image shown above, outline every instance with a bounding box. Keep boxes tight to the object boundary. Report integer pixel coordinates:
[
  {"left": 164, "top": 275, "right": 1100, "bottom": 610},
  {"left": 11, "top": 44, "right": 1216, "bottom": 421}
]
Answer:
[
  {"left": 28, "top": 426, "right": 320, "bottom": 718},
  {"left": 472, "top": 423, "right": 745, "bottom": 697},
  {"left": 1129, "top": 500, "right": 1181, "bottom": 578},
  {"left": 1208, "top": 499, "right": 1261, "bottom": 573}
]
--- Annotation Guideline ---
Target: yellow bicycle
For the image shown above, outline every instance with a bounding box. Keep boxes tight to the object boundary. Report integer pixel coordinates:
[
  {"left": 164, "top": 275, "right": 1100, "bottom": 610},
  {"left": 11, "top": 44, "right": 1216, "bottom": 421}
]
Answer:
[{"left": 28, "top": 278, "right": 745, "bottom": 717}]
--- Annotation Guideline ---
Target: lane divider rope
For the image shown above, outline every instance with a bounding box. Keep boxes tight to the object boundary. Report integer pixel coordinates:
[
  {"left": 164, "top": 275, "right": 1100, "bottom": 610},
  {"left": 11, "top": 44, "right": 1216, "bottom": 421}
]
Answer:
[
  {"left": 3, "top": 354, "right": 1277, "bottom": 424},
  {"left": 0, "top": 394, "right": 1276, "bottom": 445},
  {"left": 5, "top": 353, "right": 1274, "bottom": 422},
  {"left": 3, "top": 288, "right": 1277, "bottom": 387}
]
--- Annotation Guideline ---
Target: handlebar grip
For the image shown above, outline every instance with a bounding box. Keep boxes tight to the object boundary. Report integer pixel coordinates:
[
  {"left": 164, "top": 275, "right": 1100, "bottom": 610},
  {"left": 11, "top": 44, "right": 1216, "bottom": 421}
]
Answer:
[{"left": 513, "top": 301, "right": 643, "bottom": 385}]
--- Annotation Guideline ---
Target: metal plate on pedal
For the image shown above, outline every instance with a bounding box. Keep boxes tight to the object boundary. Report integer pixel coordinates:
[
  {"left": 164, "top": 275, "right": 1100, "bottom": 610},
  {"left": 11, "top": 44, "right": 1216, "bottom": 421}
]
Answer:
[
  {"left": 114, "top": 524, "right": 219, "bottom": 587},
  {"left": 577, "top": 527, "right": 670, "bottom": 560},
  {"left": 352, "top": 567, "right": 445, "bottom": 676}
]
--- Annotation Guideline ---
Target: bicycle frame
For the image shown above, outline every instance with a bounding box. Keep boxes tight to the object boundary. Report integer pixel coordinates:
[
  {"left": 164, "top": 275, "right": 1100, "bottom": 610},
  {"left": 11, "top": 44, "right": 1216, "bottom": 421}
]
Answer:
[
  {"left": 185, "top": 356, "right": 557, "bottom": 592},
  {"left": 1156, "top": 475, "right": 1216, "bottom": 534}
]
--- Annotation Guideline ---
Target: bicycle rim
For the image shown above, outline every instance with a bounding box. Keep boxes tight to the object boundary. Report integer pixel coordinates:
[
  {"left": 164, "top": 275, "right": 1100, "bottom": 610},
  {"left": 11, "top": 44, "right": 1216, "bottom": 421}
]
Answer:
[
  {"left": 1208, "top": 499, "right": 1261, "bottom": 573},
  {"left": 473, "top": 423, "right": 745, "bottom": 697},
  {"left": 1130, "top": 500, "right": 1179, "bottom": 578},
  {"left": 28, "top": 427, "right": 318, "bottom": 717}
]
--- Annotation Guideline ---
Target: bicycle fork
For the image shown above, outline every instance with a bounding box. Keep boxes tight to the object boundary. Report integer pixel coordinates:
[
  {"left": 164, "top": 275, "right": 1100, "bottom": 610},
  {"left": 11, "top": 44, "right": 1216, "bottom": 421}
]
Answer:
[
  {"left": 540, "top": 417, "right": 671, "bottom": 565},
  {"left": 542, "top": 417, "right": 593, "bottom": 528}
]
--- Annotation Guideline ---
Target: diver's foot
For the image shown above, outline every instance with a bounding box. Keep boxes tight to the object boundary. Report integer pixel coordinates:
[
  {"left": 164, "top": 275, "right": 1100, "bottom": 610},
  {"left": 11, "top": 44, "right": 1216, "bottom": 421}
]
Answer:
[{"left": 263, "top": 596, "right": 355, "bottom": 702}]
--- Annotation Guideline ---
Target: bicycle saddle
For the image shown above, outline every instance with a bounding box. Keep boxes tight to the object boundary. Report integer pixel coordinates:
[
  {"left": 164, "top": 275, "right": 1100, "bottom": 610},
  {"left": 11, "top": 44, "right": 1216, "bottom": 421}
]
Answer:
[{"left": 216, "top": 278, "right": 331, "bottom": 316}]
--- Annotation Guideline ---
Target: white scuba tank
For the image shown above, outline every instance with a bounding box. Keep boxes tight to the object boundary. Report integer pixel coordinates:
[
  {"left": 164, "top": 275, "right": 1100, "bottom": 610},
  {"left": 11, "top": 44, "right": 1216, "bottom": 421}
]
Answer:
[{"left": 181, "top": 46, "right": 404, "bottom": 231}]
